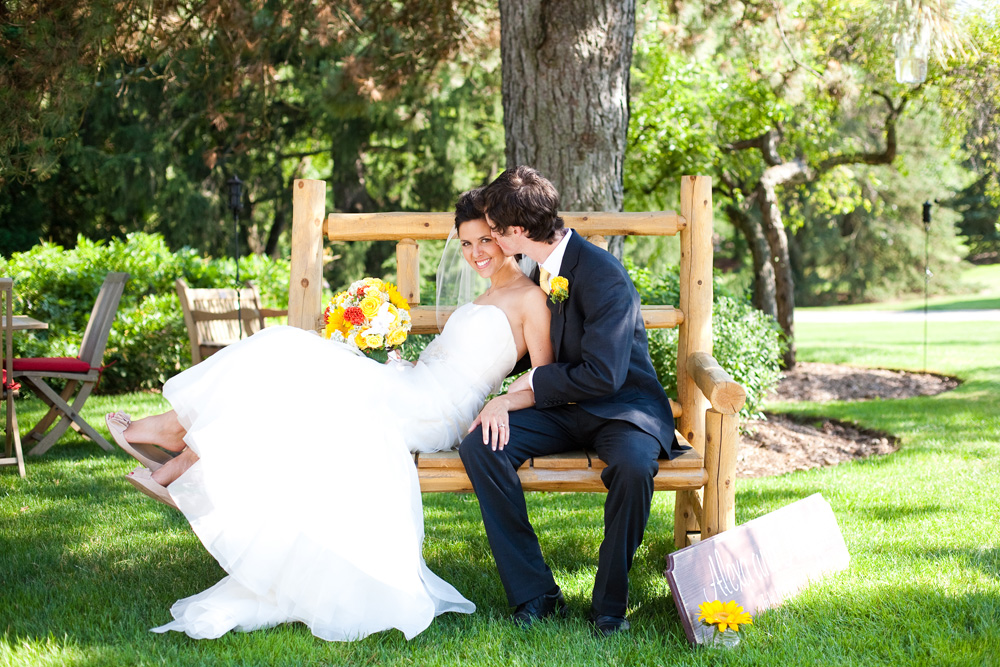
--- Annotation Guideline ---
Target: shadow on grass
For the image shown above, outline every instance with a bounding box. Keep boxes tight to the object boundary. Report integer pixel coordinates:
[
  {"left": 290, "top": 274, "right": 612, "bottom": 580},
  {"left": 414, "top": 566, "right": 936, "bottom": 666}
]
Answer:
[
  {"left": 907, "top": 546, "right": 1000, "bottom": 581},
  {"left": 755, "top": 583, "right": 1000, "bottom": 663},
  {"left": 909, "top": 297, "right": 1000, "bottom": 311},
  {"left": 863, "top": 502, "right": 946, "bottom": 523}
]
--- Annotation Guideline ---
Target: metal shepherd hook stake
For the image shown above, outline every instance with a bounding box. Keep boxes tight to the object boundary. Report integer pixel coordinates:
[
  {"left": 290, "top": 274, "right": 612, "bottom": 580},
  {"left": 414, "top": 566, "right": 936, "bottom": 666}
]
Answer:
[
  {"left": 227, "top": 174, "right": 245, "bottom": 339},
  {"left": 923, "top": 200, "right": 932, "bottom": 374}
]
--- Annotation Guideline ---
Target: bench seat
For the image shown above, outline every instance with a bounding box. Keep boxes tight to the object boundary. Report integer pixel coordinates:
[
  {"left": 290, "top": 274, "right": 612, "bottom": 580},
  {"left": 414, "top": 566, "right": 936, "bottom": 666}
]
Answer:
[{"left": 414, "top": 434, "right": 706, "bottom": 493}]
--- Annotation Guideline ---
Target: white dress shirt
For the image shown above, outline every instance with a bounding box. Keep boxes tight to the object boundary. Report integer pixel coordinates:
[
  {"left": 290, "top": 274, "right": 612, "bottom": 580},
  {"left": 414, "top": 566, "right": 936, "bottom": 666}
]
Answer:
[{"left": 528, "top": 229, "right": 573, "bottom": 390}]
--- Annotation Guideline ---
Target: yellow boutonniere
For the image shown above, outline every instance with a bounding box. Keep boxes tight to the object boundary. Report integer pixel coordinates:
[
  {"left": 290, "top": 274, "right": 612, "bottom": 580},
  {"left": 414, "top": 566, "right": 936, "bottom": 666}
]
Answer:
[{"left": 549, "top": 275, "right": 569, "bottom": 303}]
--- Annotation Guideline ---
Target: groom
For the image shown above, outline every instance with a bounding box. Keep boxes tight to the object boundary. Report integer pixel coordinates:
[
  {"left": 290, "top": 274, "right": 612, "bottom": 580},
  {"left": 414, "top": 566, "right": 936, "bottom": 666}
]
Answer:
[{"left": 459, "top": 166, "right": 685, "bottom": 637}]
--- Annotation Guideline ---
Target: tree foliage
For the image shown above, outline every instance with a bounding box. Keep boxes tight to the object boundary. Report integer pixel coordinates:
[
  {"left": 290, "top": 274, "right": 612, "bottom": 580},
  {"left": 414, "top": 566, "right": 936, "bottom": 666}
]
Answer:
[
  {"left": 1, "top": 0, "right": 503, "bottom": 296},
  {"left": 626, "top": 0, "right": 984, "bottom": 366}
]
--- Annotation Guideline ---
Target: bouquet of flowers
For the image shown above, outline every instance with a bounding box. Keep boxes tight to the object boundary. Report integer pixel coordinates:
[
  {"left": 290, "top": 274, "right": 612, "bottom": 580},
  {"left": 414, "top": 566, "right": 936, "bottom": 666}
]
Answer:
[{"left": 323, "top": 277, "right": 412, "bottom": 363}]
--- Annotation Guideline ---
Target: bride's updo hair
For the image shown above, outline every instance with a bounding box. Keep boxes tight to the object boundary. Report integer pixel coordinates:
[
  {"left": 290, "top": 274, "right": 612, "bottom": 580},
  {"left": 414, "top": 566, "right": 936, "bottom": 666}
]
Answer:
[{"left": 454, "top": 187, "right": 485, "bottom": 228}]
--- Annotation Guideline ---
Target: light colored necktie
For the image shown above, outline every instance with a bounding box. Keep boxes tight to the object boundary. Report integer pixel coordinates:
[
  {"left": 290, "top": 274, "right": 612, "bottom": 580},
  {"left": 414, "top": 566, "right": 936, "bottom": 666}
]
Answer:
[{"left": 539, "top": 267, "right": 552, "bottom": 295}]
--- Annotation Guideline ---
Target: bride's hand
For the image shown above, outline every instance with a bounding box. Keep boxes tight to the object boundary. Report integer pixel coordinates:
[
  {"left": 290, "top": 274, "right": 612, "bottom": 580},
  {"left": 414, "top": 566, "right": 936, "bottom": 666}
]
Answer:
[
  {"left": 508, "top": 373, "right": 531, "bottom": 394},
  {"left": 384, "top": 349, "right": 414, "bottom": 369},
  {"left": 469, "top": 397, "right": 510, "bottom": 451}
]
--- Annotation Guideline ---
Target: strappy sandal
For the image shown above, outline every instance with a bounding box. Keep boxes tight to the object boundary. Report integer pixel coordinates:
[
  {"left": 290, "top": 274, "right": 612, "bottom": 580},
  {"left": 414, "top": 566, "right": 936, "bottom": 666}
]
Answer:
[
  {"left": 106, "top": 412, "right": 177, "bottom": 471},
  {"left": 125, "top": 466, "right": 179, "bottom": 510}
]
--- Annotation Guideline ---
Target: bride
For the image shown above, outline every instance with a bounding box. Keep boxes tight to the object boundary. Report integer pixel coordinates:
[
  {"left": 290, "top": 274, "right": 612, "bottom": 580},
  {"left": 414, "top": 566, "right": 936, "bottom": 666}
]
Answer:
[{"left": 106, "top": 189, "right": 552, "bottom": 641}]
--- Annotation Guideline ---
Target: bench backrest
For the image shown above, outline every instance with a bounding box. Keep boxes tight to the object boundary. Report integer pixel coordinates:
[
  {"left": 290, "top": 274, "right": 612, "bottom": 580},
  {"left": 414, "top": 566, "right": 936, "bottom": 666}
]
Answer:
[{"left": 288, "top": 176, "right": 716, "bottom": 459}]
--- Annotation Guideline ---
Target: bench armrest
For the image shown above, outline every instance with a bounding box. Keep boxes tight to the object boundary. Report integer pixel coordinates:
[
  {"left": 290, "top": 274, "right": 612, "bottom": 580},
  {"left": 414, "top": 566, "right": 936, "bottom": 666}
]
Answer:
[{"left": 687, "top": 351, "right": 746, "bottom": 415}]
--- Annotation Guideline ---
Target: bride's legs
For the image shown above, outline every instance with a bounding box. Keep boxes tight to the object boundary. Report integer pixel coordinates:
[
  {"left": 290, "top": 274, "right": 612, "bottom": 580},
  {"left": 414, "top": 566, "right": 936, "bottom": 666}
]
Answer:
[
  {"left": 119, "top": 410, "right": 188, "bottom": 453},
  {"left": 151, "top": 447, "right": 200, "bottom": 487}
]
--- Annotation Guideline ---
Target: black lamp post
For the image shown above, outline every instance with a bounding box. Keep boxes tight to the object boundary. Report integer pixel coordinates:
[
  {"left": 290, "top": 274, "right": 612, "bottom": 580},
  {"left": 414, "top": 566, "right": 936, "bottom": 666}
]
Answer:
[
  {"left": 923, "top": 200, "right": 932, "bottom": 373},
  {"left": 227, "top": 174, "right": 245, "bottom": 339}
]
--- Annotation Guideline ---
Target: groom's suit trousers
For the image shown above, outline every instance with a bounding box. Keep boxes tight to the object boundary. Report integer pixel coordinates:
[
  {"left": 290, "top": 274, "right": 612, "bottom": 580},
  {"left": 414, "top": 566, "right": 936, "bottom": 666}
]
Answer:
[
  {"left": 461, "top": 407, "right": 661, "bottom": 616},
  {"left": 461, "top": 231, "right": 681, "bottom": 618}
]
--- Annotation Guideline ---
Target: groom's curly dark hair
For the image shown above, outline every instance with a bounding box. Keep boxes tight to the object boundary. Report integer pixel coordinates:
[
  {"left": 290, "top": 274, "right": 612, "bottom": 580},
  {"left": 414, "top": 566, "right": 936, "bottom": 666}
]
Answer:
[{"left": 482, "top": 166, "right": 564, "bottom": 243}]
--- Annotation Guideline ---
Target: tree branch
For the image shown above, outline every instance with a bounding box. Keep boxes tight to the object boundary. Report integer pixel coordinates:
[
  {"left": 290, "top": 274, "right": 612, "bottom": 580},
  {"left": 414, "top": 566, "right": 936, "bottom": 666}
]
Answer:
[
  {"left": 277, "top": 148, "right": 334, "bottom": 161},
  {"left": 774, "top": 6, "right": 823, "bottom": 80},
  {"left": 760, "top": 158, "right": 811, "bottom": 189},
  {"left": 725, "top": 127, "right": 783, "bottom": 166},
  {"left": 817, "top": 89, "right": 915, "bottom": 171}
]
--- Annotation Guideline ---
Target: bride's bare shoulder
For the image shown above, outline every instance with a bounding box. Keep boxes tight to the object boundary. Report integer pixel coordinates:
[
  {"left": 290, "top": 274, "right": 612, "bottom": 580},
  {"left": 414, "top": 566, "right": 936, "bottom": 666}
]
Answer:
[
  {"left": 515, "top": 280, "right": 549, "bottom": 321},
  {"left": 513, "top": 273, "right": 544, "bottom": 295}
]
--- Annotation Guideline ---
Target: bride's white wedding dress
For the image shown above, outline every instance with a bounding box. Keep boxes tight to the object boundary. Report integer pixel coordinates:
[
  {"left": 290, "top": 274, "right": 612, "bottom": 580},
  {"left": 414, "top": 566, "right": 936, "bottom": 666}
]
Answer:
[{"left": 151, "top": 303, "right": 515, "bottom": 641}]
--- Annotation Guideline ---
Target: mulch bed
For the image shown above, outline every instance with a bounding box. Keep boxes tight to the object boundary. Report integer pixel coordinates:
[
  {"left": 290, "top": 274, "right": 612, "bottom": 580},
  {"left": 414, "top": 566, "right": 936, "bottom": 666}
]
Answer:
[{"left": 737, "top": 362, "right": 959, "bottom": 478}]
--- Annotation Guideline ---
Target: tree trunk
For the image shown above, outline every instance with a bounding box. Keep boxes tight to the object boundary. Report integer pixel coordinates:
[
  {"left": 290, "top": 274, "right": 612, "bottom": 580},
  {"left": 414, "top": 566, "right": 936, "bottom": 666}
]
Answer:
[
  {"left": 498, "top": 0, "right": 635, "bottom": 252},
  {"left": 756, "top": 179, "right": 797, "bottom": 369},
  {"left": 725, "top": 203, "right": 778, "bottom": 319},
  {"left": 330, "top": 119, "right": 376, "bottom": 214}
]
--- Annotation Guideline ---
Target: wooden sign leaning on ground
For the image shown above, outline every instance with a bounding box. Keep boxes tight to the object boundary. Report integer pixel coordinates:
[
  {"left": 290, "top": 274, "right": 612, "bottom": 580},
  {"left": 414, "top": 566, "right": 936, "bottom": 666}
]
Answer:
[{"left": 664, "top": 493, "right": 851, "bottom": 644}]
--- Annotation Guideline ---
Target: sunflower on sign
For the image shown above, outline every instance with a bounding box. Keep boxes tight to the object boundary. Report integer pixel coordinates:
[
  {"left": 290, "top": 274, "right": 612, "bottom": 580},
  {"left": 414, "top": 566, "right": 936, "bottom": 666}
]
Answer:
[
  {"left": 696, "top": 599, "right": 753, "bottom": 648},
  {"left": 323, "top": 278, "right": 412, "bottom": 363},
  {"left": 697, "top": 599, "right": 753, "bottom": 632}
]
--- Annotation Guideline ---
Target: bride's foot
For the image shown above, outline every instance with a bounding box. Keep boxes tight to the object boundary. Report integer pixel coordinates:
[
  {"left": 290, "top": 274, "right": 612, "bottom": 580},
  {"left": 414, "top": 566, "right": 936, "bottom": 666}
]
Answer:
[
  {"left": 151, "top": 447, "right": 200, "bottom": 487},
  {"left": 106, "top": 412, "right": 178, "bottom": 471},
  {"left": 126, "top": 466, "right": 179, "bottom": 510}
]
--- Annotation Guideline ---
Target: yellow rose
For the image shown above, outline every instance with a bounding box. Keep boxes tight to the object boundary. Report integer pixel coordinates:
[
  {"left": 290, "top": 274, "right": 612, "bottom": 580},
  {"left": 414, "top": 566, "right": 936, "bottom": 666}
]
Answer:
[
  {"left": 359, "top": 295, "right": 381, "bottom": 318},
  {"left": 365, "top": 333, "right": 384, "bottom": 349},
  {"left": 548, "top": 276, "right": 569, "bottom": 303},
  {"left": 387, "top": 328, "right": 407, "bottom": 347},
  {"left": 354, "top": 333, "right": 368, "bottom": 349}
]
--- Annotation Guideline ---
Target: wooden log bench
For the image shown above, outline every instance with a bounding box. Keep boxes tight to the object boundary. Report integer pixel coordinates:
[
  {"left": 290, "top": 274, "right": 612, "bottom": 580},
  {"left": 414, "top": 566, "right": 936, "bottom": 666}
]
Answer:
[{"left": 288, "top": 175, "right": 745, "bottom": 548}]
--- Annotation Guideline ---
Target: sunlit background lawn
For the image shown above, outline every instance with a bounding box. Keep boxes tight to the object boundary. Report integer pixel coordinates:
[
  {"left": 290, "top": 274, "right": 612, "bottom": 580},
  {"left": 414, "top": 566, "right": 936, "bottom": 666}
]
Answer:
[{"left": 2, "top": 292, "right": 998, "bottom": 666}]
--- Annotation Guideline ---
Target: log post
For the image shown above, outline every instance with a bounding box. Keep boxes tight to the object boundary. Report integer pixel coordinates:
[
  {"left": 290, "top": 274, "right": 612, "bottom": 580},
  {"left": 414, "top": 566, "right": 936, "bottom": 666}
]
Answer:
[
  {"left": 702, "top": 409, "right": 737, "bottom": 539},
  {"left": 587, "top": 235, "right": 609, "bottom": 251},
  {"left": 396, "top": 238, "right": 420, "bottom": 305},
  {"left": 289, "top": 179, "right": 326, "bottom": 331},
  {"left": 675, "top": 175, "right": 713, "bottom": 548}
]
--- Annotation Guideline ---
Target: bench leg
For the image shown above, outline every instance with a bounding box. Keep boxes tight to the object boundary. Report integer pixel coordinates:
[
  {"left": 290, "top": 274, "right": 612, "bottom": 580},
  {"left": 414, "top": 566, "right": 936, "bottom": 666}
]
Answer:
[
  {"left": 701, "top": 409, "right": 737, "bottom": 540},
  {"left": 674, "top": 490, "right": 701, "bottom": 548}
]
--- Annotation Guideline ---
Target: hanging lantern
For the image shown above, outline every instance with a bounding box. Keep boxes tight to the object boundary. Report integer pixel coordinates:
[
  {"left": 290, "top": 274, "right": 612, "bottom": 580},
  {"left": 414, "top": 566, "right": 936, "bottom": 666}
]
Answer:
[
  {"left": 227, "top": 174, "right": 244, "bottom": 214},
  {"left": 895, "top": 23, "right": 930, "bottom": 84}
]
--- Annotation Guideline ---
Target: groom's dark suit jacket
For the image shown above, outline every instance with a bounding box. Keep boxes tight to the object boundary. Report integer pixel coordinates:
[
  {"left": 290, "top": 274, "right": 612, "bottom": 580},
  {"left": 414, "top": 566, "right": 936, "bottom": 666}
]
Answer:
[{"left": 529, "top": 231, "right": 682, "bottom": 458}]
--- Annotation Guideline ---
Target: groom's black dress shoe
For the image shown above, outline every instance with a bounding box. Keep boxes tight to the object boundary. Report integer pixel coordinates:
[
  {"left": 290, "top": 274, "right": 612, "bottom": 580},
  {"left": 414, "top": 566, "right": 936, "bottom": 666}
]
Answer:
[
  {"left": 512, "top": 588, "right": 567, "bottom": 628},
  {"left": 590, "top": 610, "right": 631, "bottom": 637}
]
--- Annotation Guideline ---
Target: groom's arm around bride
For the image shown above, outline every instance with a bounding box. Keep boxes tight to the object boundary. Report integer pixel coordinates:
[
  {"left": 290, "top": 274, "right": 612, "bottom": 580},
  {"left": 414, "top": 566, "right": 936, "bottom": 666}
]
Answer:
[{"left": 459, "top": 165, "right": 686, "bottom": 637}]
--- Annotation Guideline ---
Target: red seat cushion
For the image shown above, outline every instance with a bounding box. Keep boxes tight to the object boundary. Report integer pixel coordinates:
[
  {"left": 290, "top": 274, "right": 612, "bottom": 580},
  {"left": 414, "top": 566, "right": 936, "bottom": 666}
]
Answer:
[
  {"left": 2, "top": 369, "right": 20, "bottom": 392},
  {"left": 12, "top": 357, "right": 93, "bottom": 373}
]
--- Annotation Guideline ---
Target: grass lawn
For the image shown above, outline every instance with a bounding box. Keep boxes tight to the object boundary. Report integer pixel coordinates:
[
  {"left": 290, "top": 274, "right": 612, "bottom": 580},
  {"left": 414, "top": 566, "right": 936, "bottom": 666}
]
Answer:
[
  {"left": 797, "top": 262, "right": 1000, "bottom": 313},
  {"left": 2, "top": 319, "right": 998, "bottom": 665}
]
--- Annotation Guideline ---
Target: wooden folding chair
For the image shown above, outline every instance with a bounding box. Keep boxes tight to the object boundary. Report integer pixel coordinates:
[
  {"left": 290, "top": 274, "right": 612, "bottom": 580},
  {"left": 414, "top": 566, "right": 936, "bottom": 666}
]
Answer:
[
  {"left": 175, "top": 279, "right": 286, "bottom": 365},
  {"left": 12, "top": 272, "right": 129, "bottom": 456},
  {"left": 1, "top": 278, "right": 25, "bottom": 476}
]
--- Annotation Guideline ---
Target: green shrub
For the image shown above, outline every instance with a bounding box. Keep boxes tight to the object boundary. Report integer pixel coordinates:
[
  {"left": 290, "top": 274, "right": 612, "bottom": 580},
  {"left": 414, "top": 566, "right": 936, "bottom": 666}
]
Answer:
[
  {"left": 628, "top": 260, "right": 785, "bottom": 422},
  {"left": 0, "top": 233, "right": 290, "bottom": 393}
]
